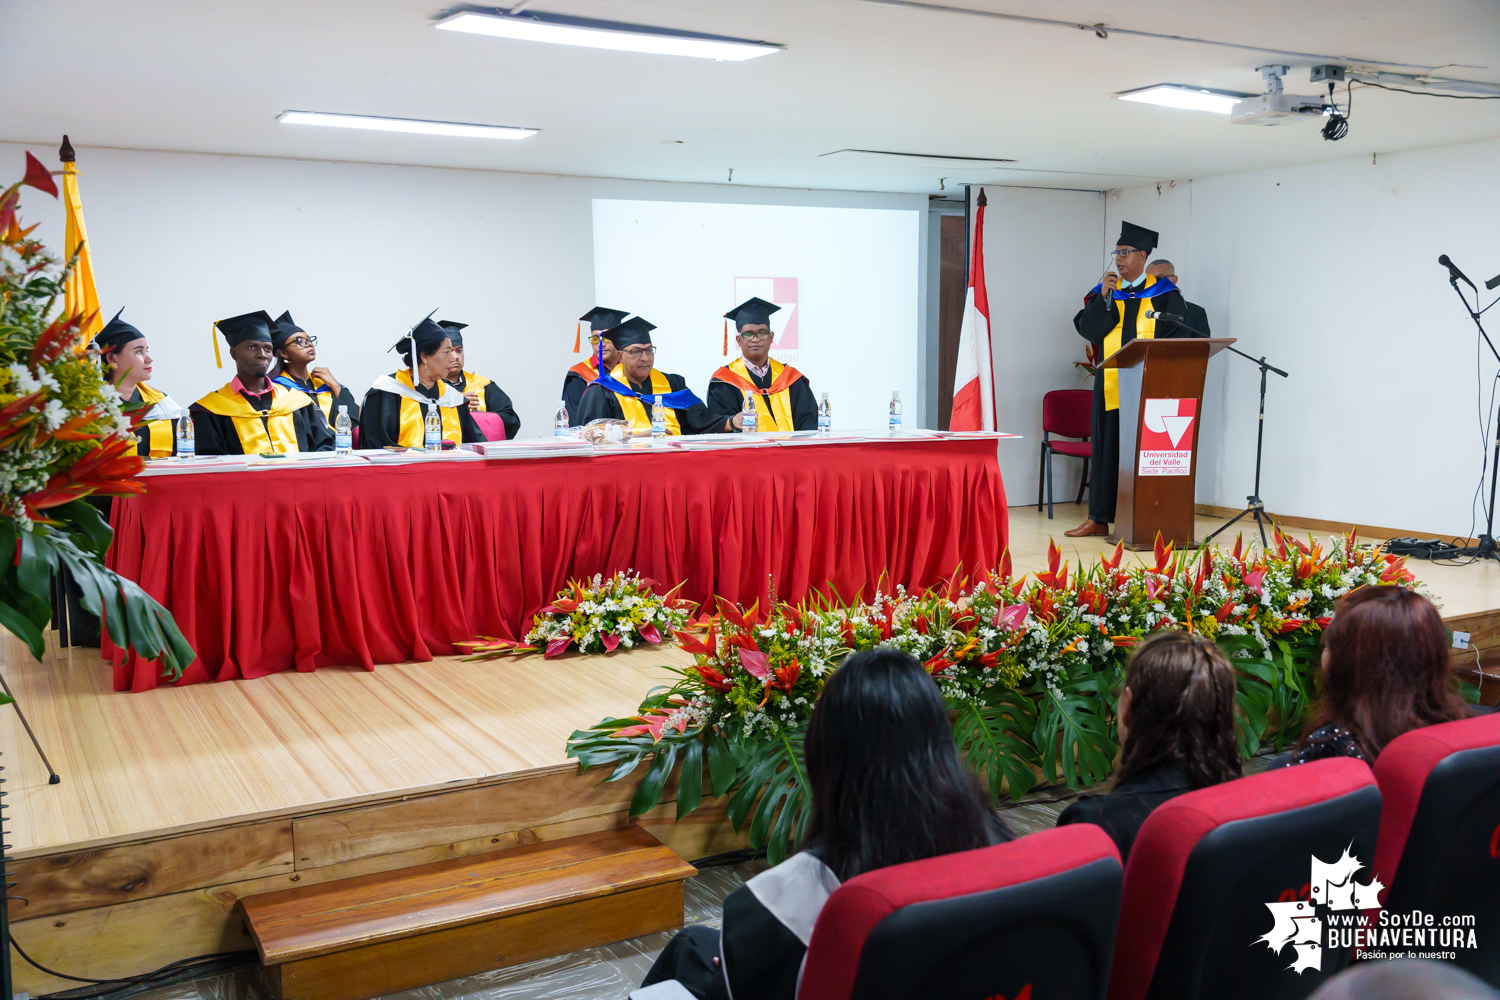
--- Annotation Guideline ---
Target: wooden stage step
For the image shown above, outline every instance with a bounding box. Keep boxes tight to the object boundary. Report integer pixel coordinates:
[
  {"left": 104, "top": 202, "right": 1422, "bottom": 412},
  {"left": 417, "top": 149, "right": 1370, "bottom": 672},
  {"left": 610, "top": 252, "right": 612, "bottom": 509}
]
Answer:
[{"left": 237, "top": 826, "right": 696, "bottom": 1000}]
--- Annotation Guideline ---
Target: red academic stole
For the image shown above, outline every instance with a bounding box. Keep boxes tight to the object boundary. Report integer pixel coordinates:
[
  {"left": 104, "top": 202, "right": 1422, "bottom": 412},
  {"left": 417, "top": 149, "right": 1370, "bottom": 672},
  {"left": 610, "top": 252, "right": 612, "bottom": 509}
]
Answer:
[{"left": 711, "top": 359, "right": 804, "bottom": 432}]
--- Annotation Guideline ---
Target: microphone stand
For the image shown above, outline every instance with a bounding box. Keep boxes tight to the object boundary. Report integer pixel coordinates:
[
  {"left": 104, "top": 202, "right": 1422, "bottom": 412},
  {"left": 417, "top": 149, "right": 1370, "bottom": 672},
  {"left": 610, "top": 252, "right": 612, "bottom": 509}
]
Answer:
[
  {"left": 1172, "top": 321, "right": 1289, "bottom": 550},
  {"left": 1441, "top": 271, "right": 1500, "bottom": 562}
]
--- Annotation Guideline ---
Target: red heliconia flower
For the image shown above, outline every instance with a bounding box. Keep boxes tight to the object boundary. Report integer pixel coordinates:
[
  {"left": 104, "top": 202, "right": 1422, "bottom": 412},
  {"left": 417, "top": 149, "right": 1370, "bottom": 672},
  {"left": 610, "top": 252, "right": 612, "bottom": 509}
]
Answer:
[
  {"left": 913, "top": 613, "right": 930, "bottom": 635},
  {"left": 998, "top": 547, "right": 1013, "bottom": 582},
  {"left": 695, "top": 662, "right": 732, "bottom": 693},
  {"left": 1315, "top": 616, "right": 1332, "bottom": 627},
  {"left": 1102, "top": 540, "right": 1124, "bottom": 572},
  {"left": 1153, "top": 534, "right": 1175, "bottom": 574},
  {"left": 716, "top": 595, "right": 765, "bottom": 630},
  {"left": 1278, "top": 618, "right": 1307, "bottom": 634},
  {"left": 924, "top": 652, "right": 955, "bottom": 675},
  {"left": 771, "top": 659, "right": 800, "bottom": 692},
  {"left": 30, "top": 311, "right": 89, "bottom": 366},
  {"left": 1380, "top": 556, "right": 1414, "bottom": 585},
  {"left": 1036, "top": 538, "right": 1065, "bottom": 586},
  {"left": 1274, "top": 530, "right": 1289, "bottom": 562},
  {"left": 22, "top": 152, "right": 59, "bottom": 198},
  {"left": 676, "top": 622, "right": 719, "bottom": 658},
  {"left": 839, "top": 617, "right": 858, "bottom": 648},
  {"left": 1231, "top": 534, "right": 1244, "bottom": 561},
  {"left": 1215, "top": 599, "right": 1235, "bottom": 623}
]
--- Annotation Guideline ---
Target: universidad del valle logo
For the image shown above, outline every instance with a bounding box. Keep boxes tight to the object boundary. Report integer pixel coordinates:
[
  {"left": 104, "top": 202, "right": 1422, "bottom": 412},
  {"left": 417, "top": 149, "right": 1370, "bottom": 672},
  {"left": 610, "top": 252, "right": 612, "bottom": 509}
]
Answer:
[{"left": 1259, "top": 846, "right": 1478, "bottom": 972}]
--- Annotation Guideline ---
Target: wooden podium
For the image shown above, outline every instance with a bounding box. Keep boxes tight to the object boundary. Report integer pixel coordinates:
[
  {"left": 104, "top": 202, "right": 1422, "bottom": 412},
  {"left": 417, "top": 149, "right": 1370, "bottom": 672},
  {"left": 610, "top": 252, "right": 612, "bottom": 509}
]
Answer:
[{"left": 1101, "top": 337, "right": 1235, "bottom": 549}]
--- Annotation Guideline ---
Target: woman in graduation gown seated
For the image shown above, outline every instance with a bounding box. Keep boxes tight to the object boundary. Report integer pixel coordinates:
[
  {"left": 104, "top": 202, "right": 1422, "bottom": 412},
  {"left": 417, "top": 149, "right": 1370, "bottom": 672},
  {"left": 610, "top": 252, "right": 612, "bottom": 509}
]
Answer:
[
  {"left": 93, "top": 309, "right": 181, "bottom": 458},
  {"left": 190, "top": 310, "right": 335, "bottom": 456},
  {"left": 639, "top": 648, "right": 1014, "bottom": 999},
  {"left": 438, "top": 319, "right": 520, "bottom": 440},
  {"left": 707, "top": 297, "right": 819, "bottom": 433},
  {"left": 574, "top": 317, "right": 727, "bottom": 435},
  {"left": 561, "top": 306, "right": 628, "bottom": 425},
  {"left": 269, "top": 310, "right": 360, "bottom": 424},
  {"left": 360, "top": 313, "right": 486, "bottom": 448}
]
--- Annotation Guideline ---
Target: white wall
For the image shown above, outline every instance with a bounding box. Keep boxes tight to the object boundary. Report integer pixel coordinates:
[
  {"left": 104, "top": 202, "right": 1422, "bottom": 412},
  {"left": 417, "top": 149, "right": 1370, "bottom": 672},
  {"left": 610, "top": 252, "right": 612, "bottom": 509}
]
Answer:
[
  {"left": 0, "top": 143, "right": 926, "bottom": 438},
  {"left": 978, "top": 185, "right": 1106, "bottom": 510},
  {"left": 1112, "top": 137, "right": 1500, "bottom": 536}
]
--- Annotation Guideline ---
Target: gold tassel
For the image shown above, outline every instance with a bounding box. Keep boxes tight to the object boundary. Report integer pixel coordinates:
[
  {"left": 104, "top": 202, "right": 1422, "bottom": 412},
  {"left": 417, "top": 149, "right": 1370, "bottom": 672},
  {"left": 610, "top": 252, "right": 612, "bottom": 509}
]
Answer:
[
  {"left": 572, "top": 321, "right": 581, "bottom": 353},
  {"left": 722, "top": 319, "right": 728, "bottom": 357},
  {"left": 212, "top": 323, "right": 221, "bottom": 368}
]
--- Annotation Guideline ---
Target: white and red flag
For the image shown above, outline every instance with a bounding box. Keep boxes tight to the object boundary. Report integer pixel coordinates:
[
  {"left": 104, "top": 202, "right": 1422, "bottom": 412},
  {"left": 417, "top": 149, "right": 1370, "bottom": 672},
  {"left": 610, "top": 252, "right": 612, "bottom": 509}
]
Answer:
[{"left": 950, "top": 188, "right": 995, "bottom": 431}]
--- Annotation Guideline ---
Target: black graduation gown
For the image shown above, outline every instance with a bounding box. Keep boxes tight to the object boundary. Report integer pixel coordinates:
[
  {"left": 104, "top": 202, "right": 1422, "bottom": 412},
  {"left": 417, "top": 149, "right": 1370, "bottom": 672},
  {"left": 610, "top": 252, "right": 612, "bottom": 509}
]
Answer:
[
  {"left": 1073, "top": 285, "right": 1200, "bottom": 524},
  {"left": 705, "top": 366, "right": 820, "bottom": 432},
  {"left": 276, "top": 373, "right": 360, "bottom": 425},
  {"left": 189, "top": 386, "right": 336, "bottom": 456},
  {"left": 1184, "top": 300, "right": 1211, "bottom": 336},
  {"left": 125, "top": 387, "right": 177, "bottom": 458},
  {"left": 575, "top": 371, "right": 724, "bottom": 435},
  {"left": 562, "top": 368, "right": 595, "bottom": 426},
  {"left": 446, "top": 373, "right": 521, "bottom": 441},
  {"left": 641, "top": 851, "right": 840, "bottom": 1000},
  {"left": 360, "top": 378, "right": 487, "bottom": 448}
]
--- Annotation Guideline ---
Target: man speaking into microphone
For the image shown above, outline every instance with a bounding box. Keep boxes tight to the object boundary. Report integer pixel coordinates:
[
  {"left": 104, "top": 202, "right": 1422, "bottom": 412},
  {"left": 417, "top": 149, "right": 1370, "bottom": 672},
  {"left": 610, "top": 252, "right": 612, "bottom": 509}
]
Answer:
[{"left": 1067, "top": 222, "right": 1205, "bottom": 538}]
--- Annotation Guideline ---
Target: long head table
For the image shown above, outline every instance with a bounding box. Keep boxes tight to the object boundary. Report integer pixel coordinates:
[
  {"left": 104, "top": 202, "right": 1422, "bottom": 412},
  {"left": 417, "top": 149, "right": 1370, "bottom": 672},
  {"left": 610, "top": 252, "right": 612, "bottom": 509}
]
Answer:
[{"left": 104, "top": 435, "right": 1012, "bottom": 690}]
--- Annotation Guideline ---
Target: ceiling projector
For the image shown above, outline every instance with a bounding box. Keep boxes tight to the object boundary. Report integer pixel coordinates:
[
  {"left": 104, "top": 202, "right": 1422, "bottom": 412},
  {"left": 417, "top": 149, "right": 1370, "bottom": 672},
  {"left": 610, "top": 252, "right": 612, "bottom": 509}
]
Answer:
[{"left": 1230, "top": 64, "right": 1329, "bottom": 126}]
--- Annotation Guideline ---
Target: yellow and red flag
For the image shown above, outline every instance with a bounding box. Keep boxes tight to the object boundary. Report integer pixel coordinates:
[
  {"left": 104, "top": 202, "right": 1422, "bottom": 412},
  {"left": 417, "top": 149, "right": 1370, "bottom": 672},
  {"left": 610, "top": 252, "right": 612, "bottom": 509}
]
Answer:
[{"left": 60, "top": 137, "right": 102, "bottom": 349}]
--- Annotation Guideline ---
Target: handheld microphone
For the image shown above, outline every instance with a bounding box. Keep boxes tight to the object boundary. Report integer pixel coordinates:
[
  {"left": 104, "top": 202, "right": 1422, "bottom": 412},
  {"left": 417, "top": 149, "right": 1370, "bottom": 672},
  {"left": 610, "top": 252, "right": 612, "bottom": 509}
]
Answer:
[
  {"left": 1439, "top": 254, "right": 1477, "bottom": 290},
  {"left": 1144, "top": 310, "right": 1186, "bottom": 323}
]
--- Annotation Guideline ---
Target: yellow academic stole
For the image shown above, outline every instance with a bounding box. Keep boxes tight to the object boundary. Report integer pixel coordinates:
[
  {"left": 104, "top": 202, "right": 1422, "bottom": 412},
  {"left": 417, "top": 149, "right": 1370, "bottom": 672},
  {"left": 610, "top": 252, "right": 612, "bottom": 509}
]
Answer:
[
  {"left": 711, "top": 358, "right": 802, "bottom": 432},
  {"left": 395, "top": 370, "right": 462, "bottom": 447},
  {"left": 611, "top": 365, "right": 683, "bottom": 436},
  {"left": 458, "top": 371, "right": 493, "bottom": 412},
  {"left": 194, "top": 382, "right": 312, "bottom": 453},
  {"left": 1101, "top": 274, "right": 1164, "bottom": 411},
  {"left": 135, "top": 382, "right": 176, "bottom": 459}
]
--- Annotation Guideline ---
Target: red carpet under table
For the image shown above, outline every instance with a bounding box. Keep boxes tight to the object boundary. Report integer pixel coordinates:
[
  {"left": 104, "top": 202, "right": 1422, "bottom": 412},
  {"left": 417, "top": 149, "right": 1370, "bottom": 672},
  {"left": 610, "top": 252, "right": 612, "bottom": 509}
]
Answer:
[{"left": 105, "top": 438, "right": 1010, "bottom": 691}]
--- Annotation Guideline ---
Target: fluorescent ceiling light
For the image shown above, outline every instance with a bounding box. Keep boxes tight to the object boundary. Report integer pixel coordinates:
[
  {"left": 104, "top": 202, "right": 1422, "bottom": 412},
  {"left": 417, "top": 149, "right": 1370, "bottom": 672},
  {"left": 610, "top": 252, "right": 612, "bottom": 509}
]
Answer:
[
  {"left": 277, "top": 110, "right": 537, "bottom": 139},
  {"left": 1116, "top": 84, "right": 1248, "bottom": 114},
  {"left": 436, "top": 10, "right": 781, "bottom": 61}
]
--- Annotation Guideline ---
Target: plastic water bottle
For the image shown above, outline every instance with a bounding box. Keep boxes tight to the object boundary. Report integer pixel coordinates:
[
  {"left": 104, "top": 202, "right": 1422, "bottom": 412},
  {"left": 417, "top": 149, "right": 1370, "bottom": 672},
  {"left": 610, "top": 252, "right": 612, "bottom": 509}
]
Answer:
[
  {"left": 889, "top": 390, "right": 903, "bottom": 433},
  {"left": 651, "top": 396, "right": 667, "bottom": 439},
  {"left": 334, "top": 405, "right": 352, "bottom": 455},
  {"left": 424, "top": 403, "right": 442, "bottom": 452},
  {"left": 177, "top": 415, "right": 195, "bottom": 458},
  {"left": 818, "top": 392, "right": 831, "bottom": 435},
  {"left": 554, "top": 400, "right": 570, "bottom": 437},
  {"left": 741, "top": 389, "right": 758, "bottom": 434}
]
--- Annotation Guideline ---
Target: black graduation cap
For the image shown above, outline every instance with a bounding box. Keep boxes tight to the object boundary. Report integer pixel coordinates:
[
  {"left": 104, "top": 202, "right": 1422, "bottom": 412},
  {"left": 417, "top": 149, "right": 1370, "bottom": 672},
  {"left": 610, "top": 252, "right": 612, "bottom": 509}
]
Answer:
[
  {"left": 579, "top": 306, "right": 629, "bottom": 332},
  {"left": 1116, "top": 221, "right": 1159, "bottom": 254},
  {"left": 271, "top": 310, "right": 304, "bottom": 352},
  {"left": 724, "top": 296, "right": 780, "bottom": 331},
  {"left": 391, "top": 310, "right": 448, "bottom": 358},
  {"left": 600, "top": 316, "right": 656, "bottom": 349},
  {"left": 93, "top": 308, "right": 144, "bottom": 354},
  {"left": 438, "top": 320, "right": 468, "bottom": 347},
  {"left": 212, "top": 310, "right": 275, "bottom": 368}
]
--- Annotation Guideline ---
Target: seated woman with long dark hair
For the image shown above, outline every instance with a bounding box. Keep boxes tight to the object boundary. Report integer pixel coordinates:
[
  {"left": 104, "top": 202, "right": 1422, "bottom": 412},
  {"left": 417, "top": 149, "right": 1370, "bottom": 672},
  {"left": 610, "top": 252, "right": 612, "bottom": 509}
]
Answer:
[
  {"left": 1057, "top": 631, "right": 1241, "bottom": 862},
  {"left": 637, "top": 647, "right": 1013, "bottom": 1000},
  {"left": 1281, "top": 586, "right": 1475, "bottom": 766}
]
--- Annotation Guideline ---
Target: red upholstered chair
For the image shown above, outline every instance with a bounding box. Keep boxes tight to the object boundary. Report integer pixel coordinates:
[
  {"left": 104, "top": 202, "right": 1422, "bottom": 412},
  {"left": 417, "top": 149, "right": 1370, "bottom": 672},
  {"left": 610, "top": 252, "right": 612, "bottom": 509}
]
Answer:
[
  {"left": 1108, "top": 758, "right": 1382, "bottom": 1000},
  {"left": 797, "top": 824, "right": 1123, "bottom": 1000},
  {"left": 351, "top": 425, "right": 360, "bottom": 450},
  {"left": 472, "top": 411, "right": 507, "bottom": 441},
  {"left": 1371, "top": 712, "right": 1500, "bottom": 982},
  {"left": 1038, "top": 389, "right": 1092, "bottom": 519}
]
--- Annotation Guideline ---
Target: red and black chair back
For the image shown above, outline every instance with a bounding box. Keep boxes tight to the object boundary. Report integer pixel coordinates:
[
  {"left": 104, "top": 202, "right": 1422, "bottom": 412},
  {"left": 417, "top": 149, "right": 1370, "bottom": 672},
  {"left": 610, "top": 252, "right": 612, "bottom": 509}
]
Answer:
[
  {"left": 1372, "top": 712, "right": 1500, "bottom": 982},
  {"left": 798, "top": 824, "right": 1122, "bottom": 1000},
  {"left": 1108, "top": 758, "right": 1382, "bottom": 1000},
  {"left": 1038, "top": 388, "right": 1092, "bottom": 518}
]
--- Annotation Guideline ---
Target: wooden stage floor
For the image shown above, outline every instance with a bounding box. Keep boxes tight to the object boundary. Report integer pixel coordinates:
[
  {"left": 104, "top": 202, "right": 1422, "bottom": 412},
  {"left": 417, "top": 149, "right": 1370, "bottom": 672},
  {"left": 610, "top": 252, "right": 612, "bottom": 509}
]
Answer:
[{"left": 5, "top": 505, "right": 1500, "bottom": 991}]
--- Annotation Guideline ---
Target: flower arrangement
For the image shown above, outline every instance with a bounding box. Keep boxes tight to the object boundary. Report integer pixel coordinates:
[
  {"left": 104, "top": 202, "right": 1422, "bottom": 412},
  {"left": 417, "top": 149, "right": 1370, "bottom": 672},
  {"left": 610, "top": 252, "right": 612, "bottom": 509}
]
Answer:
[
  {"left": 460, "top": 570, "right": 695, "bottom": 659},
  {"left": 0, "top": 152, "right": 193, "bottom": 675},
  {"left": 568, "top": 531, "right": 1441, "bottom": 863}
]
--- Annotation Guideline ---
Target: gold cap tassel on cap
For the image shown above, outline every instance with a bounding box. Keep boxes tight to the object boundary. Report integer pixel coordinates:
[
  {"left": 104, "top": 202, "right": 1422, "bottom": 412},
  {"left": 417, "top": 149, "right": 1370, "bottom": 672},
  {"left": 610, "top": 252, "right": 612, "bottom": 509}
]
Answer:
[
  {"left": 212, "top": 322, "right": 222, "bottom": 368},
  {"left": 722, "top": 319, "right": 728, "bottom": 357}
]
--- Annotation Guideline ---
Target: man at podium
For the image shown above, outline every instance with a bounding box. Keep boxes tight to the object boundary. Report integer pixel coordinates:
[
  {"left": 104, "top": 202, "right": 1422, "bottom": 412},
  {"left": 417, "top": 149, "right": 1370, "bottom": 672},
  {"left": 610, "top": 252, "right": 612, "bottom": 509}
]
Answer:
[{"left": 1067, "top": 222, "right": 1203, "bottom": 538}]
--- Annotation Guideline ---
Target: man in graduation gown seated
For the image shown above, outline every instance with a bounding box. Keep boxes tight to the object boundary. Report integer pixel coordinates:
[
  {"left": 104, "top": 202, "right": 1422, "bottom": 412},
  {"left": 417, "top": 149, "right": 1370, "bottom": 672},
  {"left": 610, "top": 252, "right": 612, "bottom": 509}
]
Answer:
[
  {"left": 360, "top": 313, "right": 486, "bottom": 448},
  {"left": 707, "top": 296, "right": 818, "bottom": 433},
  {"left": 270, "top": 311, "right": 360, "bottom": 423},
  {"left": 190, "top": 310, "right": 335, "bottom": 456},
  {"left": 561, "top": 306, "right": 628, "bottom": 425},
  {"left": 93, "top": 309, "right": 181, "bottom": 458},
  {"left": 440, "top": 319, "right": 520, "bottom": 440},
  {"left": 574, "top": 317, "right": 726, "bottom": 435},
  {"left": 1068, "top": 221, "right": 1203, "bottom": 537}
]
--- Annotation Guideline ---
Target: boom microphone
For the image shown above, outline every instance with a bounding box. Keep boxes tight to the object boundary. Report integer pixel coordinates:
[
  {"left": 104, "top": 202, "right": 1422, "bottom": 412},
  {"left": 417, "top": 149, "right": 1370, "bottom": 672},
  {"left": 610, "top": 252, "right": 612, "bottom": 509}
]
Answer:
[
  {"left": 1439, "top": 254, "right": 1477, "bottom": 290},
  {"left": 1144, "top": 310, "right": 1186, "bottom": 323}
]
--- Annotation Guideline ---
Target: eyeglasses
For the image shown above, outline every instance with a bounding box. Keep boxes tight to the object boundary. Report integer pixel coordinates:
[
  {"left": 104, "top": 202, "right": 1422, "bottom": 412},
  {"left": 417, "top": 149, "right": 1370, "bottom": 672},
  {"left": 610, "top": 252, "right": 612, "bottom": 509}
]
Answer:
[
  {"left": 1111, "top": 248, "right": 1144, "bottom": 258},
  {"left": 740, "top": 331, "right": 773, "bottom": 342},
  {"left": 621, "top": 346, "right": 657, "bottom": 359},
  {"left": 289, "top": 336, "right": 318, "bottom": 348}
]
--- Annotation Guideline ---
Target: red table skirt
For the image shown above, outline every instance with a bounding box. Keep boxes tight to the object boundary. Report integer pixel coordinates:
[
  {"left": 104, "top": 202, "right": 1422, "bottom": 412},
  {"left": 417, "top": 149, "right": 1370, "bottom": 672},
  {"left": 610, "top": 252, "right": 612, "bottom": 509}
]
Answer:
[{"left": 105, "top": 439, "right": 1010, "bottom": 690}]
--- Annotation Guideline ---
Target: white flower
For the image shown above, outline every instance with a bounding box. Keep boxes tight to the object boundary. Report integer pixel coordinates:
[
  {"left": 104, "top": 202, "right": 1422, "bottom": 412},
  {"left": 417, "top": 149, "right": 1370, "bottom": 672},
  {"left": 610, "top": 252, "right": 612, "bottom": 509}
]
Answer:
[
  {"left": 8, "top": 363, "right": 41, "bottom": 394},
  {"left": 41, "top": 399, "right": 68, "bottom": 430}
]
